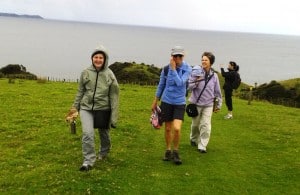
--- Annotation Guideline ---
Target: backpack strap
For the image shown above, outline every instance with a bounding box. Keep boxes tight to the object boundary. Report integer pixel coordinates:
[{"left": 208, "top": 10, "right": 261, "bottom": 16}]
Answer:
[
  {"left": 158, "top": 65, "right": 169, "bottom": 99},
  {"left": 163, "top": 65, "right": 169, "bottom": 77}
]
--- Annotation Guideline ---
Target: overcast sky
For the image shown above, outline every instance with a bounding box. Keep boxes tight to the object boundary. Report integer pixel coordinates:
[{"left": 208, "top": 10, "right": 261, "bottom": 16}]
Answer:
[{"left": 1, "top": 0, "right": 299, "bottom": 36}]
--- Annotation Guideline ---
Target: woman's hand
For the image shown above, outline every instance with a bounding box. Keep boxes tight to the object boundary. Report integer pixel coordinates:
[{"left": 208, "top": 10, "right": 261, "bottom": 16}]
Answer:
[
  {"left": 170, "top": 57, "right": 176, "bottom": 70},
  {"left": 66, "top": 107, "right": 78, "bottom": 123},
  {"left": 151, "top": 98, "right": 159, "bottom": 111},
  {"left": 213, "top": 108, "right": 220, "bottom": 113}
]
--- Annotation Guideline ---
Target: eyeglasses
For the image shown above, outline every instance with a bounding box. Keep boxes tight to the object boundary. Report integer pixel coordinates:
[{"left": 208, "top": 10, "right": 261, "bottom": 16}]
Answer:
[{"left": 172, "top": 55, "right": 183, "bottom": 58}]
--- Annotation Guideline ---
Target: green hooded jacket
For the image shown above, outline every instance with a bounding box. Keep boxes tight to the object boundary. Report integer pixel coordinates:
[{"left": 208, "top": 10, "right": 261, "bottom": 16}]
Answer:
[{"left": 73, "top": 47, "right": 119, "bottom": 126}]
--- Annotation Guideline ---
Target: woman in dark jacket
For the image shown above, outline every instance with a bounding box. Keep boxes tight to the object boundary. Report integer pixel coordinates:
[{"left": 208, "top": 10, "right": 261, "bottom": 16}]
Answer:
[{"left": 220, "top": 61, "right": 239, "bottom": 119}]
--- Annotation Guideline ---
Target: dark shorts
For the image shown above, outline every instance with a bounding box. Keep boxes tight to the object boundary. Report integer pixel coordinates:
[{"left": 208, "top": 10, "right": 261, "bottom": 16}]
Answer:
[{"left": 160, "top": 101, "right": 185, "bottom": 122}]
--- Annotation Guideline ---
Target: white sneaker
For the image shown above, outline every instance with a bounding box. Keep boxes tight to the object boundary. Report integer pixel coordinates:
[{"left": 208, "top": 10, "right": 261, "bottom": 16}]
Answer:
[{"left": 224, "top": 114, "right": 233, "bottom": 119}]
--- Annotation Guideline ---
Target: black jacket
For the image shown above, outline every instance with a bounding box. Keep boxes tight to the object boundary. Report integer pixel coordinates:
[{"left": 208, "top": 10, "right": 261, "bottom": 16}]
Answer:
[{"left": 221, "top": 68, "right": 236, "bottom": 90}]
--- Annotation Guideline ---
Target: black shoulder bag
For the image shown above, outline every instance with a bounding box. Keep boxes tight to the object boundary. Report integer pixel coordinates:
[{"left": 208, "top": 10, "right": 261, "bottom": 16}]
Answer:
[
  {"left": 186, "top": 73, "right": 214, "bottom": 117},
  {"left": 93, "top": 110, "right": 111, "bottom": 129}
]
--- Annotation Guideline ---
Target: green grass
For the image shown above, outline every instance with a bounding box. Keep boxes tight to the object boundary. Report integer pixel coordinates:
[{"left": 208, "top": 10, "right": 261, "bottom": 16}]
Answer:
[{"left": 0, "top": 78, "right": 299, "bottom": 194}]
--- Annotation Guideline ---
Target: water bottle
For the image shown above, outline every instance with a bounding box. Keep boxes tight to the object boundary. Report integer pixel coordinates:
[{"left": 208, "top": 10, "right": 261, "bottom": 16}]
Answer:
[
  {"left": 70, "top": 121, "right": 76, "bottom": 134},
  {"left": 213, "top": 97, "right": 219, "bottom": 112}
]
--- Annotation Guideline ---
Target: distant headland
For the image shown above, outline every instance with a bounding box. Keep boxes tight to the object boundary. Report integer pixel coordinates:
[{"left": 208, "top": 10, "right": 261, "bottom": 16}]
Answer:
[{"left": 0, "top": 12, "right": 43, "bottom": 19}]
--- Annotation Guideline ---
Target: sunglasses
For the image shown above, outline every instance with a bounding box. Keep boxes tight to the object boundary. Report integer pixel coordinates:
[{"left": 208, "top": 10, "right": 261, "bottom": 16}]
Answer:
[{"left": 173, "top": 54, "right": 183, "bottom": 58}]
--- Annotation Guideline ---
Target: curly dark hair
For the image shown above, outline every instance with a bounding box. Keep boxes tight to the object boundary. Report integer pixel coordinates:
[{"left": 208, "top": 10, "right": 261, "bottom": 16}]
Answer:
[{"left": 202, "top": 52, "right": 215, "bottom": 65}]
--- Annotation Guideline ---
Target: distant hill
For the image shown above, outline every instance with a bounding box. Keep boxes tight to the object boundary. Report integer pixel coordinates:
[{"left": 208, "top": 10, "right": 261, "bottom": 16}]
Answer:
[
  {"left": 238, "top": 78, "right": 300, "bottom": 108},
  {"left": 0, "top": 64, "right": 37, "bottom": 80},
  {"left": 109, "top": 61, "right": 161, "bottom": 85},
  {"left": 279, "top": 78, "right": 300, "bottom": 90},
  {"left": 0, "top": 12, "right": 43, "bottom": 19},
  {"left": 108, "top": 62, "right": 251, "bottom": 88}
]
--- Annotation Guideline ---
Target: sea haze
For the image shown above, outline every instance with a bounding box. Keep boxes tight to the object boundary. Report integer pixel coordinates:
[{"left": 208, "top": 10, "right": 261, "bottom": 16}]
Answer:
[{"left": 1, "top": 17, "right": 300, "bottom": 85}]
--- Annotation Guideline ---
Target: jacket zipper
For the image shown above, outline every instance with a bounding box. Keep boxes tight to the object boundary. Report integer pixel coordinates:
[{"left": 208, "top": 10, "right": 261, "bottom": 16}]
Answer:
[{"left": 91, "top": 71, "right": 99, "bottom": 111}]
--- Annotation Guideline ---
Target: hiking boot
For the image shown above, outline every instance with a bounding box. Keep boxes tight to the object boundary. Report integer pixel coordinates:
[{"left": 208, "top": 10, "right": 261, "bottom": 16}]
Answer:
[
  {"left": 224, "top": 114, "right": 233, "bottom": 119},
  {"left": 162, "top": 150, "right": 173, "bottom": 161},
  {"left": 173, "top": 150, "right": 182, "bottom": 165},
  {"left": 198, "top": 149, "right": 207, "bottom": 153},
  {"left": 79, "top": 164, "right": 92, "bottom": 171},
  {"left": 98, "top": 154, "right": 107, "bottom": 161},
  {"left": 190, "top": 141, "right": 197, "bottom": 147}
]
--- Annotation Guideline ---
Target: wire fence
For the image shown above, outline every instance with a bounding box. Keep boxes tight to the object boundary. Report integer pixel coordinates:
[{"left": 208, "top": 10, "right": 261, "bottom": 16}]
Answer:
[
  {"left": 238, "top": 89, "right": 300, "bottom": 108},
  {"left": 47, "top": 78, "right": 300, "bottom": 108},
  {"left": 6, "top": 76, "right": 299, "bottom": 109}
]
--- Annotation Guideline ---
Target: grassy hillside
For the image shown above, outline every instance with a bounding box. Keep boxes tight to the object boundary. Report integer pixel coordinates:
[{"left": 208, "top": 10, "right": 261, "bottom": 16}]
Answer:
[
  {"left": 0, "top": 79, "right": 299, "bottom": 194},
  {"left": 109, "top": 62, "right": 161, "bottom": 85},
  {"left": 280, "top": 78, "right": 300, "bottom": 91},
  {"left": 108, "top": 62, "right": 250, "bottom": 90}
]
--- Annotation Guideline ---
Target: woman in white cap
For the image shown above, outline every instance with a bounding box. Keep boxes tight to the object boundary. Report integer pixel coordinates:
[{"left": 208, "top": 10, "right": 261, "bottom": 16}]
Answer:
[{"left": 152, "top": 46, "right": 192, "bottom": 165}]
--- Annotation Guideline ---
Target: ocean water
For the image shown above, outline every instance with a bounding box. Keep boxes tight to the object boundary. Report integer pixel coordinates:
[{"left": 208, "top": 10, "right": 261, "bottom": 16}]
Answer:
[{"left": 1, "top": 17, "right": 300, "bottom": 85}]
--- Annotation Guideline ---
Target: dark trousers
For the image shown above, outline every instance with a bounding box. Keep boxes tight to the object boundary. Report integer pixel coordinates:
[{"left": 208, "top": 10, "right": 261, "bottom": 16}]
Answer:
[{"left": 224, "top": 89, "right": 233, "bottom": 111}]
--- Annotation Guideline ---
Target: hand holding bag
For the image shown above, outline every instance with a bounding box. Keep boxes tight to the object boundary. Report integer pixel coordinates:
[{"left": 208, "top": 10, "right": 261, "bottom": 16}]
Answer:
[{"left": 150, "top": 106, "right": 162, "bottom": 129}]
